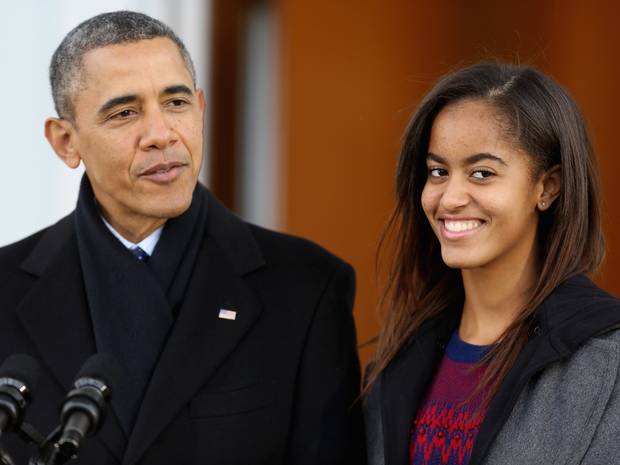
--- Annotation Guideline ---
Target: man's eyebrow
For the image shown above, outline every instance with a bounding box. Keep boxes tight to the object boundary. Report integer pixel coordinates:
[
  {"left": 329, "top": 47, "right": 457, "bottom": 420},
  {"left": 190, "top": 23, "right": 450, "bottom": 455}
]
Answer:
[
  {"left": 161, "top": 84, "right": 194, "bottom": 96},
  {"left": 97, "top": 85, "right": 194, "bottom": 115},
  {"left": 98, "top": 94, "right": 138, "bottom": 115},
  {"left": 426, "top": 152, "right": 508, "bottom": 166}
]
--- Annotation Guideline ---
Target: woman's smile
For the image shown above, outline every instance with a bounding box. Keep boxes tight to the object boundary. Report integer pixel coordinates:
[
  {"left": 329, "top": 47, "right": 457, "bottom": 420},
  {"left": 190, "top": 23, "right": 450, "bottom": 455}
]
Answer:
[{"left": 440, "top": 218, "right": 485, "bottom": 240}]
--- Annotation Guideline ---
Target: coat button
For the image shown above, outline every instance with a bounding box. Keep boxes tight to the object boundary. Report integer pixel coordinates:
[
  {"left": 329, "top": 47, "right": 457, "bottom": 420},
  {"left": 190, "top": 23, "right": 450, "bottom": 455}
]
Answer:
[{"left": 533, "top": 325, "right": 542, "bottom": 336}]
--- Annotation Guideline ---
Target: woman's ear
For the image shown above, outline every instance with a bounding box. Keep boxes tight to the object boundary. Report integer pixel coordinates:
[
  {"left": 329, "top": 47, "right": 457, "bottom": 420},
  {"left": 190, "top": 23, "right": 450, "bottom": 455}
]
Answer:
[
  {"left": 44, "top": 117, "right": 82, "bottom": 169},
  {"left": 537, "top": 165, "right": 561, "bottom": 211}
]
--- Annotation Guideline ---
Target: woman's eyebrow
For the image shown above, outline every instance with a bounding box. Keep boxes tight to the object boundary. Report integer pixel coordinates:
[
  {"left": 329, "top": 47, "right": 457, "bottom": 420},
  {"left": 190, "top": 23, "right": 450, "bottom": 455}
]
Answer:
[
  {"left": 465, "top": 153, "right": 508, "bottom": 166},
  {"left": 427, "top": 152, "right": 446, "bottom": 164},
  {"left": 426, "top": 152, "right": 508, "bottom": 166}
]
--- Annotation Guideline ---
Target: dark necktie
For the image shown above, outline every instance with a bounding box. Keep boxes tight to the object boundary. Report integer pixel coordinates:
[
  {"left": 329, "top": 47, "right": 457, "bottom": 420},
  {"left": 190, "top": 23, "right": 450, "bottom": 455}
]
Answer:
[{"left": 131, "top": 246, "right": 149, "bottom": 262}]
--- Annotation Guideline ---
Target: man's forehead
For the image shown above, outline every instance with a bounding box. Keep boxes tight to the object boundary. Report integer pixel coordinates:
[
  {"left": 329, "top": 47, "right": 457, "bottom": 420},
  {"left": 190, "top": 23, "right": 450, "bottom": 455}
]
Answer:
[
  {"left": 78, "top": 38, "right": 193, "bottom": 94},
  {"left": 81, "top": 37, "right": 191, "bottom": 81},
  {"left": 83, "top": 36, "right": 181, "bottom": 57}
]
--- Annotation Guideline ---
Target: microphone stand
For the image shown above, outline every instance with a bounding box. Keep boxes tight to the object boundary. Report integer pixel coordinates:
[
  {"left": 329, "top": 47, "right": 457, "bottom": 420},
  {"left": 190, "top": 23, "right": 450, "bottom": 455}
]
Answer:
[
  {"left": 0, "top": 420, "right": 48, "bottom": 465},
  {"left": 0, "top": 429, "right": 14, "bottom": 465},
  {"left": 27, "top": 425, "right": 75, "bottom": 465},
  {"left": 0, "top": 449, "right": 15, "bottom": 465}
]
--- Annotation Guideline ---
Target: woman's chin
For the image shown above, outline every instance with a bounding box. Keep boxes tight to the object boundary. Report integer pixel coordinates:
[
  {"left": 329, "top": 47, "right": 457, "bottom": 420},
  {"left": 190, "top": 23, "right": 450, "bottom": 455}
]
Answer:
[{"left": 440, "top": 250, "right": 488, "bottom": 270}]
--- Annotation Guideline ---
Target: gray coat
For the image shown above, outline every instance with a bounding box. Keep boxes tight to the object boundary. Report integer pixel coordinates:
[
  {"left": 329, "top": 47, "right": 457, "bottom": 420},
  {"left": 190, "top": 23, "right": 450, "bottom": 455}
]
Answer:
[
  {"left": 364, "top": 274, "right": 620, "bottom": 465},
  {"left": 483, "top": 328, "right": 620, "bottom": 464}
]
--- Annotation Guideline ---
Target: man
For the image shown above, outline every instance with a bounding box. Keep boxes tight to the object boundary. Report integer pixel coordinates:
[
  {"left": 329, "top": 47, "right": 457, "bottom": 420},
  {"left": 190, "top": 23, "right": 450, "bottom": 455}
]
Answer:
[{"left": 0, "top": 11, "right": 364, "bottom": 465}]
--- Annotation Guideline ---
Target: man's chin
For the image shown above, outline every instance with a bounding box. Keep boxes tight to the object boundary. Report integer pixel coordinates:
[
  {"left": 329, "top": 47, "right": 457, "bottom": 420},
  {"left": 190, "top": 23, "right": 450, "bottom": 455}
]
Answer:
[
  {"left": 141, "top": 195, "right": 194, "bottom": 220},
  {"left": 154, "top": 203, "right": 192, "bottom": 220},
  {"left": 142, "top": 182, "right": 197, "bottom": 217}
]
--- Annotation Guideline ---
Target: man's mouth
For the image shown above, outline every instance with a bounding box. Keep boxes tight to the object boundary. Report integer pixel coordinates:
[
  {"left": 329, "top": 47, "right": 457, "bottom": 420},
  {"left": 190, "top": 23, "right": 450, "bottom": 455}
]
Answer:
[
  {"left": 139, "top": 162, "right": 187, "bottom": 184},
  {"left": 141, "top": 162, "right": 185, "bottom": 176}
]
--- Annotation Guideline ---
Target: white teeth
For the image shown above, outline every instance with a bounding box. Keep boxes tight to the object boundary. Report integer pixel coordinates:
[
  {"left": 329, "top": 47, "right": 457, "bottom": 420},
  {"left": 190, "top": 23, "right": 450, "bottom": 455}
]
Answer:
[{"left": 444, "top": 220, "right": 482, "bottom": 233}]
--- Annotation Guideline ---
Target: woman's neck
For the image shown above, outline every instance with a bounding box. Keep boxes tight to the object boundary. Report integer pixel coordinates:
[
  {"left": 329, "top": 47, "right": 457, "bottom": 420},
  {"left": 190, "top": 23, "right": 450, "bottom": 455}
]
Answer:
[{"left": 459, "top": 249, "right": 539, "bottom": 345}]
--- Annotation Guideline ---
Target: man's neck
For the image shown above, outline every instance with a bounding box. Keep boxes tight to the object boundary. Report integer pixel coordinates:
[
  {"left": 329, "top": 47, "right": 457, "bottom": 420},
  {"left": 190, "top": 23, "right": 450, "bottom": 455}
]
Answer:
[
  {"left": 97, "top": 206, "right": 166, "bottom": 244},
  {"left": 101, "top": 215, "right": 163, "bottom": 254}
]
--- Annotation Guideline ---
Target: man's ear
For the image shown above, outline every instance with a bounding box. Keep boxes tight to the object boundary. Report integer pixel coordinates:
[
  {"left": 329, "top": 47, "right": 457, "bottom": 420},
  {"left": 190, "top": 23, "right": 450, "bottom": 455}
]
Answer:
[
  {"left": 196, "top": 88, "right": 206, "bottom": 114},
  {"left": 44, "top": 117, "right": 82, "bottom": 169},
  {"left": 537, "top": 165, "right": 561, "bottom": 211}
]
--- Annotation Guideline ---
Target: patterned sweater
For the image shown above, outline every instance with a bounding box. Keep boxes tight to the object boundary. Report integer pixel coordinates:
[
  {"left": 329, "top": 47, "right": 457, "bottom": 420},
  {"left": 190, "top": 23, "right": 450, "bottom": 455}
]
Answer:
[{"left": 409, "top": 331, "right": 491, "bottom": 465}]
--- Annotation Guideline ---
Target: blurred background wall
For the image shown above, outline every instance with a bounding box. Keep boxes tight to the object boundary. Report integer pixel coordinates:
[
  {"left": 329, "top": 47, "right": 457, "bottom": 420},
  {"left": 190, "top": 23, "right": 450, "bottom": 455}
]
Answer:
[
  {"left": 212, "top": 0, "right": 620, "bottom": 365},
  {"left": 2, "top": 0, "right": 619, "bottom": 367}
]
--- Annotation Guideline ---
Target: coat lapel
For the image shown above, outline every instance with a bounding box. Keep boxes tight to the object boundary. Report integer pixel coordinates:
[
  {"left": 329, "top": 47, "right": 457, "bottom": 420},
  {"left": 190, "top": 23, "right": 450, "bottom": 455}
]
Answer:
[
  {"left": 381, "top": 312, "right": 457, "bottom": 465},
  {"left": 15, "top": 214, "right": 127, "bottom": 462},
  {"left": 469, "top": 276, "right": 620, "bottom": 465},
  {"left": 467, "top": 333, "right": 555, "bottom": 465},
  {"left": 17, "top": 216, "right": 94, "bottom": 389},
  {"left": 123, "top": 194, "right": 265, "bottom": 465}
]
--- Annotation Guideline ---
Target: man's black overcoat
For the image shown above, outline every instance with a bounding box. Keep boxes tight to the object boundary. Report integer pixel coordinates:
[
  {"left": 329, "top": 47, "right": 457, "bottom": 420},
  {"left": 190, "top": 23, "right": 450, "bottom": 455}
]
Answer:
[{"left": 0, "top": 189, "right": 364, "bottom": 464}]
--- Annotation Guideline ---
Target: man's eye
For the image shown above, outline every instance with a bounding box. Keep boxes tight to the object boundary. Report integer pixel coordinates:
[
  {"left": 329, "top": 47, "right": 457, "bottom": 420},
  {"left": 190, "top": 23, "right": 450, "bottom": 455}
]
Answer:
[
  {"left": 429, "top": 168, "right": 448, "bottom": 177},
  {"left": 471, "top": 170, "right": 495, "bottom": 179},
  {"left": 111, "top": 109, "right": 135, "bottom": 119},
  {"left": 168, "top": 99, "right": 188, "bottom": 107}
]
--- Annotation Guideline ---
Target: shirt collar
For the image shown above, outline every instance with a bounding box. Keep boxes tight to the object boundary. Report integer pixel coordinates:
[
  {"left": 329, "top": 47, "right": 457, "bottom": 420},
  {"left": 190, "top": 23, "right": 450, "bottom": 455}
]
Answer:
[{"left": 100, "top": 215, "right": 163, "bottom": 256}]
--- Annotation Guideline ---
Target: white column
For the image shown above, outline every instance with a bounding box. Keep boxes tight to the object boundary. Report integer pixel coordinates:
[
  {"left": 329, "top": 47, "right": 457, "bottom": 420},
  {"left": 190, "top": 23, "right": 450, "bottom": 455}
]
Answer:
[{"left": 237, "top": 2, "right": 283, "bottom": 230}]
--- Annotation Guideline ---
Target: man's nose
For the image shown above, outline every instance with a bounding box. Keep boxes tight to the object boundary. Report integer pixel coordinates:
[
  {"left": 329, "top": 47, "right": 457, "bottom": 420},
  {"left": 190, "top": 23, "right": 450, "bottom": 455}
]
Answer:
[
  {"left": 139, "top": 108, "right": 176, "bottom": 150},
  {"left": 439, "top": 176, "right": 470, "bottom": 210}
]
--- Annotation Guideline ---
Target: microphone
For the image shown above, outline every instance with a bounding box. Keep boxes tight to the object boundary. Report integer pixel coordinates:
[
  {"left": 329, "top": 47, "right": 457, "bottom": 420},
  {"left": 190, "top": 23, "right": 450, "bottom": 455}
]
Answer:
[
  {"left": 0, "top": 354, "right": 39, "bottom": 439},
  {"left": 56, "top": 354, "right": 120, "bottom": 460}
]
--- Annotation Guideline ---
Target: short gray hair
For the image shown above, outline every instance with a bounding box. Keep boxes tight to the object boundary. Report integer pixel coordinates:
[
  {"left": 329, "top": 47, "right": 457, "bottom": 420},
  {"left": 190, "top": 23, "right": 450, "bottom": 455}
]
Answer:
[{"left": 50, "top": 10, "right": 196, "bottom": 121}]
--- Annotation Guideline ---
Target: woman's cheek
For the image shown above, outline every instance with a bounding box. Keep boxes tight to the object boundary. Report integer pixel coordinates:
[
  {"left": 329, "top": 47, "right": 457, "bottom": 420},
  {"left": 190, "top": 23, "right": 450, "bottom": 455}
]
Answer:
[{"left": 421, "top": 184, "right": 439, "bottom": 217}]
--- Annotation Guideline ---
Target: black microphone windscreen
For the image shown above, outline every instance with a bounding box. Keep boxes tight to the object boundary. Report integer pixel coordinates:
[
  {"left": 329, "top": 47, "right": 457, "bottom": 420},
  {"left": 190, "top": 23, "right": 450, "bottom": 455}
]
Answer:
[
  {"left": 74, "top": 354, "right": 121, "bottom": 390},
  {"left": 0, "top": 354, "right": 40, "bottom": 393}
]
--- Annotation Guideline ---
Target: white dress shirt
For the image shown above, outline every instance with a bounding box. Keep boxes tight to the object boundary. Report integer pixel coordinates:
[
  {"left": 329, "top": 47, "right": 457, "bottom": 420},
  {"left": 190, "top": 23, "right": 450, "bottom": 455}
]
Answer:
[{"left": 100, "top": 216, "right": 163, "bottom": 256}]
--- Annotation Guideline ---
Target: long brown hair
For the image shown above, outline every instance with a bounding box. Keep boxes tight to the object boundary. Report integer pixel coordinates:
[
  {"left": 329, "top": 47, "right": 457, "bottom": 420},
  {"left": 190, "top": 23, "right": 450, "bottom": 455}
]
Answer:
[{"left": 364, "top": 62, "right": 605, "bottom": 399}]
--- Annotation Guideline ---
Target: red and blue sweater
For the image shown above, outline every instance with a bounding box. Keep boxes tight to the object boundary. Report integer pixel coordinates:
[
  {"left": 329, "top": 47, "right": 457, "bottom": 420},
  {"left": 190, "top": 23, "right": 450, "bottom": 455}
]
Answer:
[{"left": 409, "top": 331, "right": 491, "bottom": 465}]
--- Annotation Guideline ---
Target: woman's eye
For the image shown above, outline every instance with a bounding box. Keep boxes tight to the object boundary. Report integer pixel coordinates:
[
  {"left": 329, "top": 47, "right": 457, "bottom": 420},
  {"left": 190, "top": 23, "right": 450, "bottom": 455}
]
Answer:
[
  {"left": 429, "top": 168, "right": 448, "bottom": 177},
  {"left": 471, "top": 170, "right": 494, "bottom": 179}
]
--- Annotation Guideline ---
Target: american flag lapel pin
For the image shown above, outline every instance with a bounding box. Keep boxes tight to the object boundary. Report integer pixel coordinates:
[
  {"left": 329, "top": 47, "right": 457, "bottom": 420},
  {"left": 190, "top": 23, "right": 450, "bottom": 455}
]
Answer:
[{"left": 218, "top": 309, "right": 237, "bottom": 320}]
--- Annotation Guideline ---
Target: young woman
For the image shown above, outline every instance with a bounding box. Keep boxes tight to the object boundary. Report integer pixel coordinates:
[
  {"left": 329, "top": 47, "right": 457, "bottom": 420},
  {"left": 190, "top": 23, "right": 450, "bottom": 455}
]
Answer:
[{"left": 363, "top": 62, "right": 620, "bottom": 465}]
